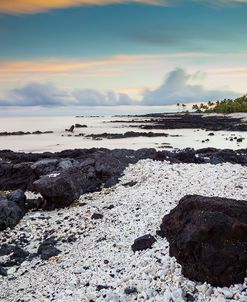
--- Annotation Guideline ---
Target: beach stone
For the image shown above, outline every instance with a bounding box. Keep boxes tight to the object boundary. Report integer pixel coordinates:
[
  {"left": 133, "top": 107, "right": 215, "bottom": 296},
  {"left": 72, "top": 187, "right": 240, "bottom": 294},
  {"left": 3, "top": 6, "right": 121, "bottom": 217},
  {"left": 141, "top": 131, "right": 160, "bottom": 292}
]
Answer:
[
  {"left": 0, "top": 198, "right": 25, "bottom": 231},
  {"left": 159, "top": 195, "right": 247, "bottom": 286},
  {"left": 124, "top": 286, "right": 138, "bottom": 295},
  {"left": 38, "top": 237, "right": 61, "bottom": 260},
  {"left": 91, "top": 213, "right": 103, "bottom": 219},
  {"left": 131, "top": 234, "right": 156, "bottom": 252}
]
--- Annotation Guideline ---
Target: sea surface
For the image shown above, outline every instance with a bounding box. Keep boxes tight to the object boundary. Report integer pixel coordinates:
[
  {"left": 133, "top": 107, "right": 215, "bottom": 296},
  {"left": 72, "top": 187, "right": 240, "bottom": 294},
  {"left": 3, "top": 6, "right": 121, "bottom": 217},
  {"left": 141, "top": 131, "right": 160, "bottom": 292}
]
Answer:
[{"left": 0, "top": 115, "right": 246, "bottom": 152}]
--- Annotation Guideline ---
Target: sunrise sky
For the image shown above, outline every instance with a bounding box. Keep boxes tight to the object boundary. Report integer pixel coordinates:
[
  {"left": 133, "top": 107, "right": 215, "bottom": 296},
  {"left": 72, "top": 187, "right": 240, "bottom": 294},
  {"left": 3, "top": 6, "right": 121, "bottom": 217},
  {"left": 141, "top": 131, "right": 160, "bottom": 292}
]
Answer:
[{"left": 0, "top": 0, "right": 247, "bottom": 115}]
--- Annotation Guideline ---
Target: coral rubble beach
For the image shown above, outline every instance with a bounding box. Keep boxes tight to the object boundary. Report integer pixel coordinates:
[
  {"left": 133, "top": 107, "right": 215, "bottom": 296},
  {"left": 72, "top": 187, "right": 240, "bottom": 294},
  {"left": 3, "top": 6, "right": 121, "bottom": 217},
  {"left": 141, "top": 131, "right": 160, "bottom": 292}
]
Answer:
[{"left": 0, "top": 114, "right": 247, "bottom": 302}]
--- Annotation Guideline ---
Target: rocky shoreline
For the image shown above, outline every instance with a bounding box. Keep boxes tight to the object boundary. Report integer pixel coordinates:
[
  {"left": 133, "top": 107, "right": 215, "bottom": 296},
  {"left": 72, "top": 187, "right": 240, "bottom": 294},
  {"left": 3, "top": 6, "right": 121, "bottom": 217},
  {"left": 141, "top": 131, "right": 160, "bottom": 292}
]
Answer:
[
  {"left": 0, "top": 131, "right": 54, "bottom": 136},
  {"left": 0, "top": 146, "right": 247, "bottom": 301},
  {"left": 108, "top": 113, "right": 247, "bottom": 132},
  {"left": 0, "top": 157, "right": 246, "bottom": 301}
]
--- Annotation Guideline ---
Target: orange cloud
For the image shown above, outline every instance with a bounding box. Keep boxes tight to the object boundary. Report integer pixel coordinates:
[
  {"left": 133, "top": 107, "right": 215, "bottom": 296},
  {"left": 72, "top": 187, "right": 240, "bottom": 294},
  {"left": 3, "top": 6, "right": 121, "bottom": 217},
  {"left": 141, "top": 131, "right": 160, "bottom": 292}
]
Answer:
[
  {"left": 0, "top": 0, "right": 166, "bottom": 14},
  {"left": 0, "top": 53, "right": 205, "bottom": 80}
]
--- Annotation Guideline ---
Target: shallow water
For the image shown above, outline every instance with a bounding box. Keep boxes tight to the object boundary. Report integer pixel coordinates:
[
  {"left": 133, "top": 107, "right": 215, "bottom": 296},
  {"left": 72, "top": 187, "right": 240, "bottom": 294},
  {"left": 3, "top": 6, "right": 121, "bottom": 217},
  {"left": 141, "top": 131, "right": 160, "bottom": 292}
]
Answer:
[{"left": 0, "top": 116, "right": 246, "bottom": 152}]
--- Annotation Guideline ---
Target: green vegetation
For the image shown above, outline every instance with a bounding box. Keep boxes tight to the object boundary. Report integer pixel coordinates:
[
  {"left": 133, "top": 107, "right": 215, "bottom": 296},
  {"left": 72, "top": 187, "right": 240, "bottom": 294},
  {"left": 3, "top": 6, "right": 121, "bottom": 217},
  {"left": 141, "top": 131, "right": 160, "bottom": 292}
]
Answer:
[{"left": 190, "top": 95, "right": 247, "bottom": 114}]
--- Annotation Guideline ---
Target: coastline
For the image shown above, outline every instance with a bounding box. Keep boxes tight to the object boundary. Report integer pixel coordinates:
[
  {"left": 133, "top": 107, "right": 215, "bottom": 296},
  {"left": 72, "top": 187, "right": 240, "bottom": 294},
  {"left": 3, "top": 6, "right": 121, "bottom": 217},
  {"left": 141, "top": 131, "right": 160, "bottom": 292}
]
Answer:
[
  {"left": 0, "top": 113, "right": 247, "bottom": 301},
  {"left": 0, "top": 159, "right": 247, "bottom": 301}
]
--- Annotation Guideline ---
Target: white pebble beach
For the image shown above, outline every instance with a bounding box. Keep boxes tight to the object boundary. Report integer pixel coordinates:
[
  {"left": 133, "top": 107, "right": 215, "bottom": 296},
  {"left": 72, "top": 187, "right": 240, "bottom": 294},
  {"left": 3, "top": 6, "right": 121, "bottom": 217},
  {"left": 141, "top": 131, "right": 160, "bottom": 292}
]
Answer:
[{"left": 0, "top": 160, "right": 247, "bottom": 302}]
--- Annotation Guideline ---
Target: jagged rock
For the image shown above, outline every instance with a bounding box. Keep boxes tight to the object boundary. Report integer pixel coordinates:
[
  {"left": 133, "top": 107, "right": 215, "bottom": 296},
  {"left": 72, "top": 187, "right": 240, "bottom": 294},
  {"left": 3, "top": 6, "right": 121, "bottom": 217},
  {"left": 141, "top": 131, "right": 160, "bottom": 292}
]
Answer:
[
  {"left": 131, "top": 234, "right": 156, "bottom": 252},
  {"left": 33, "top": 168, "right": 101, "bottom": 210},
  {"left": 65, "top": 125, "right": 74, "bottom": 132},
  {"left": 158, "top": 195, "right": 247, "bottom": 286}
]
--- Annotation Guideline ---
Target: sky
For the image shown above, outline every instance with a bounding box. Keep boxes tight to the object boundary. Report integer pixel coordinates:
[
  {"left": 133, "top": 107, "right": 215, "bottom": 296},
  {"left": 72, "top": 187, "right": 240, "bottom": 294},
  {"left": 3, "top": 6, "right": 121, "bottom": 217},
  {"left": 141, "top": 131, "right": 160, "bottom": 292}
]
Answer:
[{"left": 0, "top": 0, "right": 247, "bottom": 115}]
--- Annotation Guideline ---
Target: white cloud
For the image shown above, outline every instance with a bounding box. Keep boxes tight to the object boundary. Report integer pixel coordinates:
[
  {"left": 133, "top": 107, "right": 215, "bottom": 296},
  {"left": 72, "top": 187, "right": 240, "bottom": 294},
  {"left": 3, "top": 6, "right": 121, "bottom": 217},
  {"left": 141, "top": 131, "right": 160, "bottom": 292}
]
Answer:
[
  {"left": 0, "top": 68, "right": 240, "bottom": 107},
  {"left": 141, "top": 68, "right": 239, "bottom": 105}
]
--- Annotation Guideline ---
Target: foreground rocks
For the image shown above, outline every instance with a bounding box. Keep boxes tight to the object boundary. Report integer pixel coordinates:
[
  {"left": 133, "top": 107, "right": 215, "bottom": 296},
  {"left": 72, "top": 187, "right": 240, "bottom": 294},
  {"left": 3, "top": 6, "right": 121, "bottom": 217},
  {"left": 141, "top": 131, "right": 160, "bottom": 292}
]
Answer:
[
  {"left": 0, "top": 160, "right": 246, "bottom": 301},
  {"left": 0, "top": 148, "right": 247, "bottom": 211},
  {"left": 158, "top": 195, "right": 247, "bottom": 287}
]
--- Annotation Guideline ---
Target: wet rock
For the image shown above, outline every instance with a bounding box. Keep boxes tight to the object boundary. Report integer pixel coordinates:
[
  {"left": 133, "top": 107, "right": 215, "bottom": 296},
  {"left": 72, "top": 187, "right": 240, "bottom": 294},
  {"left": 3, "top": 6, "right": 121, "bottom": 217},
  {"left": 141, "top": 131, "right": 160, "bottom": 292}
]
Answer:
[
  {"left": 75, "top": 124, "right": 87, "bottom": 128},
  {"left": 158, "top": 195, "right": 247, "bottom": 286},
  {"left": 65, "top": 125, "right": 74, "bottom": 133},
  {"left": 237, "top": 138, "right": 244, "bottom": 143},
  {"left": 131, "top": 234, "right": 156, "bottom": 252},
  {"left": 86, "top": 131, "right": 169, "bottom": 140}
]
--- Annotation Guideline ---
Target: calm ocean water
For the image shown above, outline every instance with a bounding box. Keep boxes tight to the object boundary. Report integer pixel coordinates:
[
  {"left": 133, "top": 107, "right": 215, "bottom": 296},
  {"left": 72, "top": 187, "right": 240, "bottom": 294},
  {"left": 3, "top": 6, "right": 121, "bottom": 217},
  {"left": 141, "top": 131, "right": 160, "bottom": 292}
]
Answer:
[{"left": 0, "top": 116, "right": 246, "bottom": 152}]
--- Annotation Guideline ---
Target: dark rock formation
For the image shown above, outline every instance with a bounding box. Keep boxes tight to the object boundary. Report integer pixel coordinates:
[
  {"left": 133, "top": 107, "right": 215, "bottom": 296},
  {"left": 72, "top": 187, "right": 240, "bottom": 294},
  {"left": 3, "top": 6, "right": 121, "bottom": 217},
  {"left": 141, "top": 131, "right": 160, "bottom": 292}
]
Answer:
[
  {"left": 33, "top": 168, "right": 101, "bottom": 210},
  {"left": 158, "top": 195, "right": 247, "bottom": 286},
  {"left": 131, "top": 234, "right": 156, "bottom": 252},
  {"left": 65, "top": 125, "right": 74, "bottom": 132},
  {"left": 0, "top": 148, "right": 247, "bottom": 210},
  {"left": 130, "top": 113, "right": 247, "bottom": 132},
  {"left": 91, "top": 213, "right": 103, "bottom": 219},
  {"left": 0, "top": 192, "right": 26, "bottom": 231},
  {"left": 0, "top": 244, "right": 29, "bottom": 267},
  {"left": 38, "top": 237, "right": 61, "bottom": 260},
  {"left": 75, "top": 124, "right": 87, "bottom": 128},
  {"left": 0, "top": 131, "right": 53, "bottom": 136},
  {"left": 86, "top": 131, "right": 171, "bottom": 140}
]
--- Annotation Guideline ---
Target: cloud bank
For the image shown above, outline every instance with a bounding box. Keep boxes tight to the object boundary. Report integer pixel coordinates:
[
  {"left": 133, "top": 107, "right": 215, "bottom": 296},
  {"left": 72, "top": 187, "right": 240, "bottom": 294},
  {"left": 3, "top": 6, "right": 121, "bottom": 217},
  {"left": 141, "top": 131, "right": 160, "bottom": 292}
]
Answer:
[
  {"left": 142, "top": 68, "right": 239, "bottom": 105},
  {"left": 0, "top": 68, "right": 239, "bottom": 108}
]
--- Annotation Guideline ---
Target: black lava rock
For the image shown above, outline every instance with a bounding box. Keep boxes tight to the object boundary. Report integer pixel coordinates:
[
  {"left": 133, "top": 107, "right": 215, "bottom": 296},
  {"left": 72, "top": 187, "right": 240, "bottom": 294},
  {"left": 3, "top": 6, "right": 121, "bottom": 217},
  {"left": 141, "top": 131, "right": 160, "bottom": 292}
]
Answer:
[
  {"left": 38, "top": 237, "right": 61, "bottom": 260},
  {"left": 131, "top": 234, "right": 156, "bottom": 252},
  {"left": 158, "top": 195, "right": 247, "bottom": 287},
  {"left": 0, "top": 199, "right": 25, "bottom": 231},
  {"left": 91, "top": 213, "right": 103, "bottom": 219}
]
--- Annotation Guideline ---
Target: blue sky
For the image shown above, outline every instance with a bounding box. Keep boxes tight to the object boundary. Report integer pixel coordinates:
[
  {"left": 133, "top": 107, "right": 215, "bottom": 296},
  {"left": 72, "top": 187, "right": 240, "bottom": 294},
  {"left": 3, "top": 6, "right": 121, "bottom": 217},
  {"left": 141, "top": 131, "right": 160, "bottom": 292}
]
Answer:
[{"left": 0, "top": 0, "right": 247, "bottom": 114}]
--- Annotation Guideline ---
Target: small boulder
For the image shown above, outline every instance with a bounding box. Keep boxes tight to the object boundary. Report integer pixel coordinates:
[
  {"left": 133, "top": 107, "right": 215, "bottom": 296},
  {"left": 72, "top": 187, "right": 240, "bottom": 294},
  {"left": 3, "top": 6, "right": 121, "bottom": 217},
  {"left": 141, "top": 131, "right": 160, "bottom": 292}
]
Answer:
[
  {"left": 91, "top": 213, "right": 103, "bottom": 219},
  {"left": 38, "top": 237, "right": 61, "bottom": 260},
  {"left": 75, "top": 124, "right": 87, "bottom": 128},
  {"left": 65, "top": 125, "right": 74, "bottom": 133},
  {"left": 131, "top": 234, "right": 156, "bottom": 252},
  {"left": 0, "top": 198, "right": 25, "bottom": 231},
  {"left": 33, "top": 168, "right": 101, "bottom": 210},
  {"left": 158, "top": 195, "right": 247, "bottom": 287}
]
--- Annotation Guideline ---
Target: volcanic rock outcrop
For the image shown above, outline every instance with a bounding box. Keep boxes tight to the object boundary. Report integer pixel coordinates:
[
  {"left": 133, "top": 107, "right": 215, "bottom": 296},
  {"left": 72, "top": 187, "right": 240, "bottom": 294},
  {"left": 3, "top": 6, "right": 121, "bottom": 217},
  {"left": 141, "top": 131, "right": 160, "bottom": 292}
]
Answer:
[{"left": 158, "top": 195, "right": 247, "bottom": 286}]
